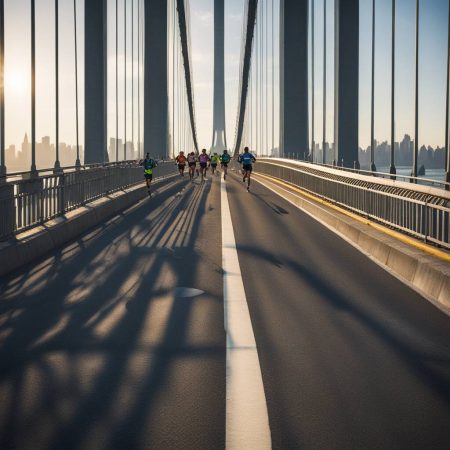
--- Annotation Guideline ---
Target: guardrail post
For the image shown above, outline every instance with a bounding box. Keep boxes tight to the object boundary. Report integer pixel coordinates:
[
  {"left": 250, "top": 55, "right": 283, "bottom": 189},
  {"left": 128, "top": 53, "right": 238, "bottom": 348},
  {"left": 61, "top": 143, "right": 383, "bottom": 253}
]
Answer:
[
  {"left": 59, "top": 172, "right": 65, "bottom": 215},
  {"left": 0, "top": 182, "right": 15, "bottom": 240}
]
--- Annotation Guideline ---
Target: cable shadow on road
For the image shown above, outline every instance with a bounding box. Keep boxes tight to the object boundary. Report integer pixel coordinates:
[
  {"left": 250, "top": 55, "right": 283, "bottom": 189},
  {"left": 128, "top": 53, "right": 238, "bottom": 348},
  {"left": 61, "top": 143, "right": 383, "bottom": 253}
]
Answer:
[
  {"left": 236, "top": 243, "right": 450, "bottom": 402},
  {"left": 0, "top": 179, "right": 225, "bottom": 450}
]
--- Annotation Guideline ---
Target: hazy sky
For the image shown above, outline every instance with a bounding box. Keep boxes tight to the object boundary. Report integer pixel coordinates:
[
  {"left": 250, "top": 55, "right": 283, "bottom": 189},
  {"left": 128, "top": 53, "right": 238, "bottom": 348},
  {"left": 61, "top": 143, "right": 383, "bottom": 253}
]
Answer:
[{"left": 3, "top": 0, "right": 450, "bottom": 161}]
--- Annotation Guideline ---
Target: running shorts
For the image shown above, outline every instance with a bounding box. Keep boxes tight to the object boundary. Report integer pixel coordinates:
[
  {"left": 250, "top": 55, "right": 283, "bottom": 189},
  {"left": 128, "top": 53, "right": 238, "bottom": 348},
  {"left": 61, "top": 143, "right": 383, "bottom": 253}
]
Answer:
[
  {"left": 243, "top": 164, "right": 252, "bottom": 172},
  {"left": 178, "top": 164, "right": 185, "bottom": 170},
  {"left": 200, "top": 162, "right": 207, "bottom": 169},
  {"left": 188, "top": 162, "right": 196, "bottom": 167}
]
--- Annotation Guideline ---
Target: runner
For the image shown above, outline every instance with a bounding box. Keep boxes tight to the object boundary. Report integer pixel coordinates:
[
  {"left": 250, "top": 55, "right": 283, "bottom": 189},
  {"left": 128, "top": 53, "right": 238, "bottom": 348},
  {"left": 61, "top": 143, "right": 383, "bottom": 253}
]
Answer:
[
  {"left": 220, "top": 149, "right": 231, "bottom": 180},
  {"left": 140, "top": 152, "right": 158, "bottom": 196},
  {"left": 238, "top": 147, "right": 256, "bottom": 191},
  {"left": 176, "top": 151, "right": 187, "bottom": 177},
  {"left": 198, "top": 148, "right": 210, "bottom": 183},
  {"left": 187, "top": 152, "right": 197, "bottom": 181},
  {"left": 210, "top": 152, "right": 220, "bottom": 175}
]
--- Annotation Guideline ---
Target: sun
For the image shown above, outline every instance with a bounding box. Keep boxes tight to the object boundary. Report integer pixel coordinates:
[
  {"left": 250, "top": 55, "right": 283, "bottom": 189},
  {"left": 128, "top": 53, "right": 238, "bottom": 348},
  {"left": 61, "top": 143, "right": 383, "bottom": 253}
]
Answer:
[{"left": 4, "top": 69, "right": 27, "bottom": 96}]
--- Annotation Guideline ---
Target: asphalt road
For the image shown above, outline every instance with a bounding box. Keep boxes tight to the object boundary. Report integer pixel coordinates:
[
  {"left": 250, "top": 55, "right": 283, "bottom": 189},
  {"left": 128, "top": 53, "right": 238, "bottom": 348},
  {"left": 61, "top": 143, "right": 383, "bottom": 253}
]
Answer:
[
  {"left": 227, "top": 172, "right": 450, "bottom": 450},
  {"left": 0, "top": 170, "right": 449, "bottom": 450},
  {"left": 0, "top": 175, "right": 225, "bottom": 450}
]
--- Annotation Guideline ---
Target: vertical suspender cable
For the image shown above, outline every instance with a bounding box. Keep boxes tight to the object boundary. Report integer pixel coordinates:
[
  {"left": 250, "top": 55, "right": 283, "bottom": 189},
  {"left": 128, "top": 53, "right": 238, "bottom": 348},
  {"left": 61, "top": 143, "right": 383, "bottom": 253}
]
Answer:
[
  {"left": 0, "top": 0, "right": 4, "bottom": 177},
  {"left": 259, "top": 0, "right": 262, "bottom": 155},
  {"left": 271, "top": 0, "right": 274, "bottom": 156},
  {"left": 413, "top": 0, "right": 419, "bottom": 180},
  {"left": 255, "top": 6, "right": 259, "bottom": 155},
  {"left": 137, "top": 0, "right": 141, "bottom": 158},
  {"left": 31, "top": 0, "right": 37, "bottom": 173},
  {"left": 261, "top": 0, "right": 264, "bottom": 155},
  {"left": 311, "top": 0, "right": 315, "bottom": 162},
  {"left": 116, "top": 0, "right": 119, "bottom": 161},
  {"left": 74, "top": 0, "right": 80, "bottom": 167},
  {"left": 124, "top": 0, "right": 127, "bottom": 159},
  {"left": 370, "top": 0, "right": 376, "bottom": 172},
  {"left": 132, "top": 0, "right": 134, "bottom": 158},
  {"left": 179, "top": 34, "right": 181, "bottom": 153},
  {"left": 250, "top": 61, "right": 252, "bottom": 150},
  {"left": 54, "top": 0, "right": 60, "bottom": 170},
  {"left": 172, "top": 0, "right": 175, "bottom": 156},
  {"left": 322, "top": 0, "right": 326, "bottom": 164},
  {"left": 390, "top": 0, "right": 396, "bottom": 176},
  {"left": 260, "top": 1, "right": 263, "bottom": 155},
  {"left": 445, "top": 0, "right": 450, "bottom": 186},
  {"left": 265, "top": 0, "right": 268, "bottom": 156}
]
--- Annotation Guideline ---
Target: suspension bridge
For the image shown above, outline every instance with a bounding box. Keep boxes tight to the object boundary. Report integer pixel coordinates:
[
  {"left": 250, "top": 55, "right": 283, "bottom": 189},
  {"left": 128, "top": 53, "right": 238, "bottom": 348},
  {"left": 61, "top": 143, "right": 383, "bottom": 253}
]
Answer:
[{"left": 0, "top": 1, "right": 449, "bottom": 449}]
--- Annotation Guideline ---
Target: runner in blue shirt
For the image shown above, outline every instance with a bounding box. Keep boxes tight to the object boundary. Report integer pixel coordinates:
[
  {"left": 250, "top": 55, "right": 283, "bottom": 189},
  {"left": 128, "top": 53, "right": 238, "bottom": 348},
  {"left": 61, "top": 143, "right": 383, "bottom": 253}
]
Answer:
[
  {"left": 238, "top": 147, "right": 256, "bottom": 191},
  {"left": 140, "top": 153, "right": 157, "bottom": 196},
  {"left": 220, "top": 149, "right": 231, "bottom": 180}
]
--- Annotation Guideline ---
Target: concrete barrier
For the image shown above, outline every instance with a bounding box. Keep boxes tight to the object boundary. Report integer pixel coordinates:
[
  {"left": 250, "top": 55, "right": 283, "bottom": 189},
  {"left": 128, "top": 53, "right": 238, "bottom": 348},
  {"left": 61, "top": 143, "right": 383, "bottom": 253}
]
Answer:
[{"left": 0, "top": 176, "right": 176, "bottom": 278}]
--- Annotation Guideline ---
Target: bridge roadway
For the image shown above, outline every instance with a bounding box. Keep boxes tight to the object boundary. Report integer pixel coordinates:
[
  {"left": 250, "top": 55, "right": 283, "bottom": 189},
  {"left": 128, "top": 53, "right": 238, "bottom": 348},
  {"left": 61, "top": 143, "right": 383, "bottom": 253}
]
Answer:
[{"left": 0, "top": 170, "right": 449, "bottom": 449}]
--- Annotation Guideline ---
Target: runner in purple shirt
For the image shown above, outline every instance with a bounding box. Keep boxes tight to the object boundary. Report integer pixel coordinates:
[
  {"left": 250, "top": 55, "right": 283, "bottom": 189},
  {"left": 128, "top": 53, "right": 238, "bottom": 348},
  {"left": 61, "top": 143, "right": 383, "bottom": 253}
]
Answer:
[{"left": 198, "top": 149, "right": 211, "bottom": 183}]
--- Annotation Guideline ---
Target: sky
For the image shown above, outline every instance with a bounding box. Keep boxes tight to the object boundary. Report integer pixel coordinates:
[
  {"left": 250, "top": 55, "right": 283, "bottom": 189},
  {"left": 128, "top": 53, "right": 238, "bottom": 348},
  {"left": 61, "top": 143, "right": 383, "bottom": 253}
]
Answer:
[
  {"left": 2, "top": 0, "right": 450, "bottom": 166},
  {"left": 187, "top": 0, "right": 245, "bottom": 149}
]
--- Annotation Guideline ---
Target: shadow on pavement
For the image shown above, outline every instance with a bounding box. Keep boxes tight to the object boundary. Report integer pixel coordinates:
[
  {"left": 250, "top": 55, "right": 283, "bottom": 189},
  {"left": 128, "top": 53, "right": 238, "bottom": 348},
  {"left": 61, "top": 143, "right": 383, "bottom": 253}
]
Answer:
[{"left": 0, "top": 179, "right": 224, "bottom": 450}]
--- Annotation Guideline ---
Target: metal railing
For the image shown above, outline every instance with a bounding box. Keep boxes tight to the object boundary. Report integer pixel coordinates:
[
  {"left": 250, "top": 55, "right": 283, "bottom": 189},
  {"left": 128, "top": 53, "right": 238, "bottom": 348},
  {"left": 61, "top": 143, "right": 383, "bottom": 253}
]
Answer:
[
  {"left": 0, "top": 160, "right": 177, "bottom": 240},
  {"left": 254, "top": 158, "right": 450, "bottom": 249},
  {"left": 274, "top": 155, "right": 450, "bottom": 191}
]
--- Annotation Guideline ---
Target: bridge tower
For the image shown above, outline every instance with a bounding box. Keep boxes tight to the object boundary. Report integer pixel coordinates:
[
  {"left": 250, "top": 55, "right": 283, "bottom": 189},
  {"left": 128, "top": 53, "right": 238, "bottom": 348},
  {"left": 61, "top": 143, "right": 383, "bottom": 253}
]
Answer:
[
  {"left": 211, "top": 0, "right": 227, "bottom": 153},
  {"left": 334, "top": 0, "right": 359, "bottom": 168},
  {"left": 279, "top": 0, "right": 309, "bottom": 159},
  {"left": 144, "top": 0, "right": 168, "bottom": 159},
  {"left": 84, "top": 0, "right": 108, "bottom": 164}
]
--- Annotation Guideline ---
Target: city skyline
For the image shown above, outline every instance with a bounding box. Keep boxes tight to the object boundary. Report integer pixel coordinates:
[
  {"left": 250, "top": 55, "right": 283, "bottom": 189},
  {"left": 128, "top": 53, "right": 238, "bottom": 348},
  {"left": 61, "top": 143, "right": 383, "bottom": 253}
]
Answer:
[{"left": 5, "top": 129, "right": 446, "bottom": 173}]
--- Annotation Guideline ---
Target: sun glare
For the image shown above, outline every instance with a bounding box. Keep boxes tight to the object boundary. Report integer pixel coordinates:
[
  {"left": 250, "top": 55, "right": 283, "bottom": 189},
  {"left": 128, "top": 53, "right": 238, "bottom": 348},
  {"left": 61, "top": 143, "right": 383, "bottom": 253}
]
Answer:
[{"left": 5, "top": 70, "right": 27, "bottom": 96}]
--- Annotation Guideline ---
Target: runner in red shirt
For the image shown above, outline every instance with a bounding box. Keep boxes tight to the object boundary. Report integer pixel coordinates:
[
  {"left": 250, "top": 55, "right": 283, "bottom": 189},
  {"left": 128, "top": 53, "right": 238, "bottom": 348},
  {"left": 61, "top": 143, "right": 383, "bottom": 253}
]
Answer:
[{"left": 176, "top": 151, "right": 187, "bottom": 177}]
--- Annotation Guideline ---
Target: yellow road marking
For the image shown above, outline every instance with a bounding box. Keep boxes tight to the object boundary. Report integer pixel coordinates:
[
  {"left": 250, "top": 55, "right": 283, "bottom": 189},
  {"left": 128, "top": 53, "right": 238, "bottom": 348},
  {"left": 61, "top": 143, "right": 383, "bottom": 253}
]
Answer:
[{"left": 255, "top": 172, "right": 450, "bottom": 263}]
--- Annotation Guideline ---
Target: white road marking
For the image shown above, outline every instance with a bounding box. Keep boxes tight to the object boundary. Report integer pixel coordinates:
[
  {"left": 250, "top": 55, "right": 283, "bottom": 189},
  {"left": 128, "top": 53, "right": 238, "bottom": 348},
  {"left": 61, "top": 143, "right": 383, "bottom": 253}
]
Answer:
[
  {"left": 221, "top": 177, "right": 272, "bottom": 450},
  {"left": 173, "top": 287, "right": 204, "bottom": 298}
]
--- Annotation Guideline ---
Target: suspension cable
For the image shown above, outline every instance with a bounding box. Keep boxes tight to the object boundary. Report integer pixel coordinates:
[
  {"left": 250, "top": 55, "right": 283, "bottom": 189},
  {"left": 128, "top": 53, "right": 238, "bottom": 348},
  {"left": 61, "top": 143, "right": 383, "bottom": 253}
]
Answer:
[
  {"left": 271, "top": 0, "right": 274, "bottom": 155},
  {"left": 172, "top": 0, "right": 176, "bottom": 157},
  {"left": 115, "top": 0, "right": 119, "bottom": 161},
  {"left": 265, "top": 0, "right": 268, "bottom": 155},
  {"left": 31, "top": 0, "right": 36, "bottom": 172},
  {"left": 371, "top": 0, "right": 376, "bottom": 171},
  {"left": 74, "top": 0, "right": 80, "bottom": 166},
  {"left": 311, "top": 0, "right": 315, "bottom": 162},
  {"left": 323, "top": 0, "right": 326, "bottom": 164},
  {"left": 137, "top": 0, "right": 141, "bottom": 158},
  {"left": 54, "top": 0, "right": 60, "bottom": 169},
  {"left": 124, "top": 0, "right": 127, "bottom": 159},
  {"left": 259, "top": 0, "right": 263, "bottom": 155},
  {"left": 132, "top": 0, "right": 134, "bottom": 158}
]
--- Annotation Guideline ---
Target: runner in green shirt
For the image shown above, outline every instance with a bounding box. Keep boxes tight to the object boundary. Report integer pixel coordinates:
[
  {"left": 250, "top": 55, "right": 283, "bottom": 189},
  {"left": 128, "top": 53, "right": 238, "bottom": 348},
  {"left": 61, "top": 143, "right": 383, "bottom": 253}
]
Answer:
[{"left": 210, "top": 152, "right": 220, "bottom": 176}]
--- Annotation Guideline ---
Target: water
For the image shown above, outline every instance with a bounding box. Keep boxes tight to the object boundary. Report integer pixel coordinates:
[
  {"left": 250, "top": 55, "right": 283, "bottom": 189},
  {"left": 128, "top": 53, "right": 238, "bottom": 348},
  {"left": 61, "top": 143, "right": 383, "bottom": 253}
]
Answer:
[{"left": 375, "top": 166, "right": 446, "bottom": 185}]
